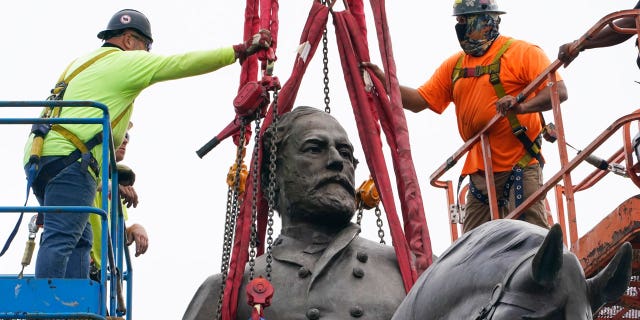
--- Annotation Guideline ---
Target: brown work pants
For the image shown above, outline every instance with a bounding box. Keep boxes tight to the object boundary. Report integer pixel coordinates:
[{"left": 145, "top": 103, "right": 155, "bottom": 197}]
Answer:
[{"left": 463, "top": 164, "right": 550, "bottom": 233}]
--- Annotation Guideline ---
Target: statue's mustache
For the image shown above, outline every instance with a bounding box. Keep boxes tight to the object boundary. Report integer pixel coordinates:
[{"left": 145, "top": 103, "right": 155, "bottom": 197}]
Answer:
[{"left": 313, "top": 175, "right": 355, "bottom": 196}]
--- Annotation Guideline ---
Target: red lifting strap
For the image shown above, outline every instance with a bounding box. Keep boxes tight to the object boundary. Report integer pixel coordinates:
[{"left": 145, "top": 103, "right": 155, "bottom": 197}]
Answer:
[
  {"left": 221, "top": 3, "right": 329, "bottom": 320},
  {"left": 366, "top": 0, "right": 433, "bottom": 275},
  {"left": 333, "top": 9, "right": 413, "bottom": 291},
  {"left": 343, "top": 0, "right": 432, "bottom": 277}
]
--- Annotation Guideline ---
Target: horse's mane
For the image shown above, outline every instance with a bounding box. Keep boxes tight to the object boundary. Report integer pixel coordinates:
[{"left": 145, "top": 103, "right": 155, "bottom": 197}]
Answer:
[{"left": 437, "top": 219, "right": 549, "bottom": 267}]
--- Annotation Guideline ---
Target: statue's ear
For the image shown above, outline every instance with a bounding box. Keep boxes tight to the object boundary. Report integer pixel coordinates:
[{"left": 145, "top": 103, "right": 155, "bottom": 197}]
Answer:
[
  {"left": 587, "top": 242, "right": 632, "bottom": 313},
  {"left": 531, "top": 224, "right": 563, "bottom": 286}
]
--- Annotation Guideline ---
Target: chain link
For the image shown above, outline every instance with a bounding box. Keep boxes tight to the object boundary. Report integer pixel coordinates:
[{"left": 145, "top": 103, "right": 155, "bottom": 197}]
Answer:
[
  {"left": 375, "top": 206, "right": 386, "bottom": 244},
  {"left": 322, "top": 27, "right": 331, "bottom": 113},
  {"left": 215, "top": 120, "right": 247, "bottom": 319},
  {"left": 264, "top": 88, "right": 279, "bottom": 281},
  {"left": 356, "top": 202, "right": 363, "bottom": 225},
  {"left": 248, "top": 117, "right": 262, "bottom": 281},
  {"left": 321, "top": 0, "right": 331, "bottom": 113}
]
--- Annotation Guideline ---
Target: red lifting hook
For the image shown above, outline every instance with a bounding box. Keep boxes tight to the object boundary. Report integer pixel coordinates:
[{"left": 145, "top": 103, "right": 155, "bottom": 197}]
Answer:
[{"left": 246, "top": 276, "right": 274, "bottom": 320}]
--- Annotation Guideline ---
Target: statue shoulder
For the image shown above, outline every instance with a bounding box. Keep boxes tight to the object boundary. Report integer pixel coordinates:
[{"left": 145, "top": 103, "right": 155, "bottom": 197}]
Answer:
[
  {"left": 351, "top": 236, "right": 400, "bottom": 262},
  {"left": 182, "top": 273, "right": 224, "bottom": 320}
]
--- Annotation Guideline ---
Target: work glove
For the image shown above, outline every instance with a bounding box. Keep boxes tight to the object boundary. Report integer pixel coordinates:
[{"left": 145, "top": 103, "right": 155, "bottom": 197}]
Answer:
[
  {"left": 233, "top": 29, "right": 272, "bottom": 65},
  {"left": 116, "top": 163, "right": 136, "bottom": 186},
  {"left": 557, "top": 40, "right": 581, "bottom": 67}
]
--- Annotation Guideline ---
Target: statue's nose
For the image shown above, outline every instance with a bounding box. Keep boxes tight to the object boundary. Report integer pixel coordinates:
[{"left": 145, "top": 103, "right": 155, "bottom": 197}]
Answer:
[{"left": 326, "top": 147, "right": 344, "bottom": 172}]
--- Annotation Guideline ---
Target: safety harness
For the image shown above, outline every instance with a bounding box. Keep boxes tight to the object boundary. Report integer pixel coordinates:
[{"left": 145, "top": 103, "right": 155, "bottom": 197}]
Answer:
[
  {"left": 13, "top": 49, "right": 129, "bottom": 251},
  {"left": 2, "top": 49, "right": 127, "bottom": 258},
  {"left": 29, "top": 48, "right": 129, "bottom": 186},
  {"left": 452, "top": 39, "right": 544, "bottom": 215}
]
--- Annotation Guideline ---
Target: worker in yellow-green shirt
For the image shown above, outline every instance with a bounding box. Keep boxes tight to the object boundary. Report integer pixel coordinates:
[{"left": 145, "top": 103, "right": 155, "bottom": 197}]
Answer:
[{"left": 23, "top": 8, "right": 272, "bottom": 279}]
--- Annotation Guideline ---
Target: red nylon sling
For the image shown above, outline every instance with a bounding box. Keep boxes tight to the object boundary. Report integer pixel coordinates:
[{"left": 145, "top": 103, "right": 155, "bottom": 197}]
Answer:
[
  {"left": 339, "top": 0, "right": 432, "bottom": 276},
  {"left": 221, "top": 3, "right": 327, "bottom": 319},
  {"left": 333, "top": 8, "right": 416, "bottom": 291},
  {"left": 365, "top": 0, "right": 433, "bottom": 275}
]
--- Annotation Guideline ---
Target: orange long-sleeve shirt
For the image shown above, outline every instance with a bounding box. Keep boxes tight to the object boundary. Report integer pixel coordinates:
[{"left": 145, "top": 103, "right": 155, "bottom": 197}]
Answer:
[{"left": 417, "top": 35, "right": 561, "bottom": 175}]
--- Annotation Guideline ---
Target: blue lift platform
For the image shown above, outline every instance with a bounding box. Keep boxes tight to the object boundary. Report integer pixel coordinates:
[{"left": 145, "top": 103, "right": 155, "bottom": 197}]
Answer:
[{"left": 0, "top": 101, "right": 132, "bottom": 320}]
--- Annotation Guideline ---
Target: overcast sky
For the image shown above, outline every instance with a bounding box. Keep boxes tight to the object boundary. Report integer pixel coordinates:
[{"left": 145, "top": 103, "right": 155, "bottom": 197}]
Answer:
[{"left": 1, "top": 1, "right": 639, "bottom": 319}]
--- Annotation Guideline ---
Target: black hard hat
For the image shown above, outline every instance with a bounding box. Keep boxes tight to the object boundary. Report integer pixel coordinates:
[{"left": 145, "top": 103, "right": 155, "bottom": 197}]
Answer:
[
  {"left": 97, "top": 9, "right": 153, "bottom": 42},
  {"left": 452, "top": 0, "right": 505, "bottom": 16}
]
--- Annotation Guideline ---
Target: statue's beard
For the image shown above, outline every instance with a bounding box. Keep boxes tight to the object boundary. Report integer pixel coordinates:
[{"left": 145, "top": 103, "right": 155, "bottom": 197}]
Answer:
[
  {"left": 288, "top": 197, "right": 356, "bottom": 227},
  {"left": 281, "top": 174, "right": 356, "bottom": 227}
]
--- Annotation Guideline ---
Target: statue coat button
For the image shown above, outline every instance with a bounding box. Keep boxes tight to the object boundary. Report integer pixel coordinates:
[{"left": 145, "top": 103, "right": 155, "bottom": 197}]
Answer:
[
  {"left": 356, "top": 251, "right": 368, "bottom": 263},
  {"left": 306, "top": 308, "right": 320, "bottom": 319},
  {"left": 352, "top": 267, "right": 365, "bottom": 278},
  {"left": 298, "top": 266, "right": 311, "bottom": 278},
  {"left": 350, "top": 306, "right": 364, "bottom": 317}
]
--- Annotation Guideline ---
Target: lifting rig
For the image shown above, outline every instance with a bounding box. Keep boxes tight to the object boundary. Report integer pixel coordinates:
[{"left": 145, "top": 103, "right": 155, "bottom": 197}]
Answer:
[
  {"left": 430, "top": 9, "right": 640, "bottom": 319},
  {"left": 2, "top": 3, "right": 640, "bottom": 320}
]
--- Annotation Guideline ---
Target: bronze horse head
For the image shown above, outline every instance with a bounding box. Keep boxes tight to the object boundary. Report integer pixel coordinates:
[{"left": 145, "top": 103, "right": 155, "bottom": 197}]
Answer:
[{"left": 391, "top": 219, "right": 632, "bottom": 319}]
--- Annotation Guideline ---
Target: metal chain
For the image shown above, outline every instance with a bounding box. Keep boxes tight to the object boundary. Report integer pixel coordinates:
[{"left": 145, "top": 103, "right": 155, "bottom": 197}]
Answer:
[
  {"left": 215, "top": 120, "right": 247, "bottom": 319},
  {"left": 356, "top": 202, "right": 363, "bottom": 225},
  {"left": 321, "top": 0, "right": 331, "bottom": 113},
  {"left": 248, "top": 117, "right": 262, "bottom": 281},
  {"left": 216, "top": 185, "right": 234, "bottom": 320},
  {"left": 265, "top": 88, "right": 279, "bottom": 281},
  {"left": 375, "top": 205, "right": 386, "bottom": 244}
]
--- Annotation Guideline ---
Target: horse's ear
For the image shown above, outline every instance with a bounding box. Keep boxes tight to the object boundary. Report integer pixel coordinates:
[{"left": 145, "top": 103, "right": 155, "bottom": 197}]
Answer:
[
  {"left": 531, "top": 224, "right": 563, "bottom": 286},
  {"left": 587, "top": 242, "right": 632, "bottom": 313}
]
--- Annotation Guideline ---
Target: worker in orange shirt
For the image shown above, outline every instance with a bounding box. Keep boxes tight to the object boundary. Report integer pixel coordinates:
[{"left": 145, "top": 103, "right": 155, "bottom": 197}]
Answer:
[{"left": 364, "top": 0, "right": 568, "bottom": 232}]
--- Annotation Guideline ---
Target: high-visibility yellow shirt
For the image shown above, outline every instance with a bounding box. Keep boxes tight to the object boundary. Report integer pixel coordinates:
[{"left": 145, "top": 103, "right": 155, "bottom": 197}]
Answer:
[
  {"left": 23, "top": 45, "right": 236, "bottom": 177},
  {"left": 90, "top": 187, "right": 129, "bottom": 268}
]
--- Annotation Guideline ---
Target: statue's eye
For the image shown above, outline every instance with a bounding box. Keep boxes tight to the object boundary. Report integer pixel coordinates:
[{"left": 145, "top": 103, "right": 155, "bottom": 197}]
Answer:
[
  {"left": 339, "top": 148, "right": 353, "bottom": 161},
  {"left": 304, "top": 145, "right": 322, "bottom": 154}
]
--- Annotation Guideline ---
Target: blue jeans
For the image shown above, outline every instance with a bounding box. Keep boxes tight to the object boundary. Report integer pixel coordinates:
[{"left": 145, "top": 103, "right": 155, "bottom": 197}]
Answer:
[{"left": 29, "top": 156, "right": 97, "bottom": 279}]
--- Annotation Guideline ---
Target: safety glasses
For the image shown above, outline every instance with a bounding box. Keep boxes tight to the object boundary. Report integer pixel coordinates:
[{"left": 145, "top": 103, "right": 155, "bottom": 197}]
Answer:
[{"left": 128, "top": 32, "right": 152, "bottom": 51}]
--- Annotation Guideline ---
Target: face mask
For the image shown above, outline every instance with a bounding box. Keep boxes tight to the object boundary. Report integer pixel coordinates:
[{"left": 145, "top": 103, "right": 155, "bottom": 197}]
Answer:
[{"left": 455, "top": 14, "right": 501, "bottom": 56}]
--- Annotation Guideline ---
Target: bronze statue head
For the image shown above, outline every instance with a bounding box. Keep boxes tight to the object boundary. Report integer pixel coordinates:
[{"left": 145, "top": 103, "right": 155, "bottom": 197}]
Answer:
[{"left": 262, "top": 106, "right": 358, "bottom": 229}]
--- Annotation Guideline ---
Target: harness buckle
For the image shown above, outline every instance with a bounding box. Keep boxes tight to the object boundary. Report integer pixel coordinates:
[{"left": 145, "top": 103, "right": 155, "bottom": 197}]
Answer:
[
  {"left": 489, "top": 72, "right": 501, "bottom": 85},
  {"left": 475, "top": 66, "right": 484, "bottom": 76},
  {"left": 512, "top": 125, "right": 527, "bottom": 136},
  {"left": 475, "top": 284, "right": 504, "bottom": 320},
  {"left": 449, "top": 203, "right": 466, "bottom": 224},
  {"left": 464, "top": 68, "right": 476, "bottom": 78}
]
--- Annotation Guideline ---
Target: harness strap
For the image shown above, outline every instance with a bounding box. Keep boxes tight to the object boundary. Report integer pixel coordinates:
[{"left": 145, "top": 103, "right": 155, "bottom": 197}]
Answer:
[
  {"left": 30, "top": 48, "right": 125, "bottom": 176},
  {"left": 505, "top": 113, "right": 545, "bottom": 169},
  {"left": 475, "top": 249, "right": 538, "bottom": 320},
  {"left": 452, "top": 39, "right": 512, "bottom": 87},
  {"left": 51, "top": 125, "right": 92, "bottom": 154},
  {"left": 457, "top": 165, "right": 526, "bottom": 224},
  {"left": 466, "top": 167, "right": 526, "bottom": 207},
  {"left": 452, "top": 40, "right": 544, "bottom": 216},
  {"left": 43, "top": 105, "right": 130, "bottom": 180},
  {"left": 490, "top": 40, "right": 545, "bottom": 169},
  {"left": 503, "top": 166, "right": 525, "bottom": 210},
  {"left": 48, "top": 49, "right": 119, "bottom": 116},
  {"left": 4, "top": 49, "right": 122, "bottom": 260},
  {"left": 467, "top": 175, "right": 508, "bottom": 208},
  {"left": 452, "top": 39, "right": 545, "bottom": 169}
]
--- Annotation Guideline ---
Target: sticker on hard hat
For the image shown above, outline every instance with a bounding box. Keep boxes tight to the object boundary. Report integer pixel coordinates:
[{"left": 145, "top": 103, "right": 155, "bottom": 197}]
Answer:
[{"left": 120, "top": 15, "right": 131, "bottom": 24}]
